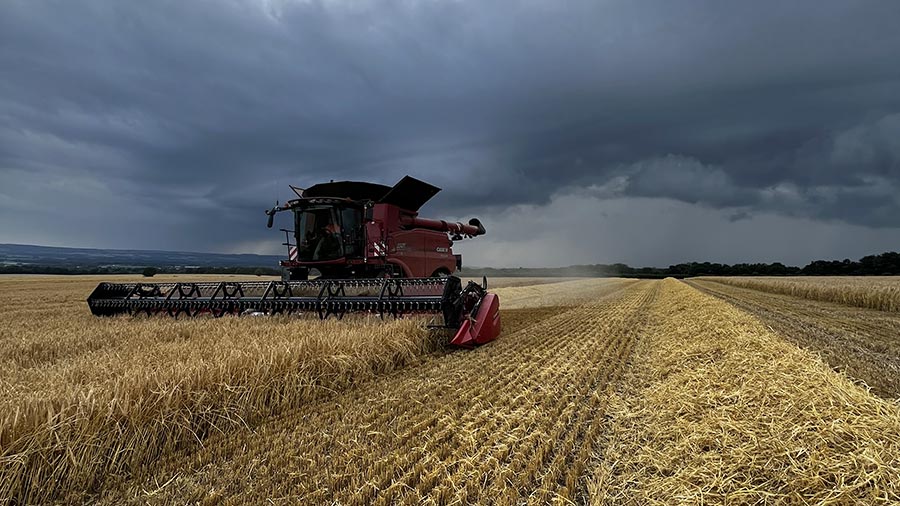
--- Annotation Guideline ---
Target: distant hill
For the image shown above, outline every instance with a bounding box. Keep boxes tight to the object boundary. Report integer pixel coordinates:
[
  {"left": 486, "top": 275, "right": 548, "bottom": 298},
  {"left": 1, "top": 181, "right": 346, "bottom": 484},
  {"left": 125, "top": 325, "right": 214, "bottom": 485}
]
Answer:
[
  {"left": 2, "top": 243, "right": 899, "bottom": 277},
  {"left": 0, "top": 243, "right": 283, "bottom": 273}
]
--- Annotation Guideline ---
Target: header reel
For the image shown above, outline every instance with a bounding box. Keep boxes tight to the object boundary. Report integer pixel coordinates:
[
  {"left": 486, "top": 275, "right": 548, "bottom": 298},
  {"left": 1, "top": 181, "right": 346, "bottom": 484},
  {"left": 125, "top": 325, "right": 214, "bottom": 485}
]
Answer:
[{"left": 88, "top": 276, "right": 501, "bottom": 347}]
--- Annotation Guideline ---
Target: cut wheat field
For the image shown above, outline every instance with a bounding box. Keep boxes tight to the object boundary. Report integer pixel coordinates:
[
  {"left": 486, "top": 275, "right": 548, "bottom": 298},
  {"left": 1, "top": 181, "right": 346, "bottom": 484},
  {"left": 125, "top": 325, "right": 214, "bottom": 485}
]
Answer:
[{"left": 2, "top": 275, "right": 900, "bottom": 504}]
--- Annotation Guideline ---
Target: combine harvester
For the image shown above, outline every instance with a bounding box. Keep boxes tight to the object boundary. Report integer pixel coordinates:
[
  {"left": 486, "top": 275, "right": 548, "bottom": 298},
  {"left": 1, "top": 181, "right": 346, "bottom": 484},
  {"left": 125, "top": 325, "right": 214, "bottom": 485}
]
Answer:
[{"left": 87, "top": 176, "right": 501, "bottom": 347}]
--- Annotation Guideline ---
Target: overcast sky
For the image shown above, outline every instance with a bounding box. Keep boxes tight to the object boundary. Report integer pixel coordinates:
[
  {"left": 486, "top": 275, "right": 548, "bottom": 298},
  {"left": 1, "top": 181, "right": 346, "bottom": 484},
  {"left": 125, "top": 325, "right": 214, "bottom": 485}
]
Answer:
[{"left": 2, "top": 0, "right": 899, "bottom": 267}]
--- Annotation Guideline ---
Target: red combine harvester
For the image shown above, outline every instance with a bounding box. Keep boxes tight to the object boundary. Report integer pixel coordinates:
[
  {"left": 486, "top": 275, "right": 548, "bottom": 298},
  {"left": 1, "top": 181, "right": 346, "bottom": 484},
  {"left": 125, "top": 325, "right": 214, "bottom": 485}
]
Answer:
[
  {"left": 87, "top": 176, "right": 501, "bottom": 347},
  {"left": 270, "top": 175, "right": 485, "bottom": 281}
]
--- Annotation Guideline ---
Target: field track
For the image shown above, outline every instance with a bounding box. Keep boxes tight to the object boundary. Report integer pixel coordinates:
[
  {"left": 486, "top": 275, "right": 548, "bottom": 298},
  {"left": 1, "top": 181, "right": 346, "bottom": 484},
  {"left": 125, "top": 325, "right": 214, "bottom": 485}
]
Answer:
[{"left": 690, "top": 279, "right": 900, "bottom": 398}]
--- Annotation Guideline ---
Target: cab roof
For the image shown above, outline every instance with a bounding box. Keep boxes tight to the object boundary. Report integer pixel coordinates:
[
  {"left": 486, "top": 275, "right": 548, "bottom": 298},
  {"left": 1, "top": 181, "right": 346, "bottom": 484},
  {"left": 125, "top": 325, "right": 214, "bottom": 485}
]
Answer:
[{"left": 298, "top": 176, "right": 440, "bottom": 212}]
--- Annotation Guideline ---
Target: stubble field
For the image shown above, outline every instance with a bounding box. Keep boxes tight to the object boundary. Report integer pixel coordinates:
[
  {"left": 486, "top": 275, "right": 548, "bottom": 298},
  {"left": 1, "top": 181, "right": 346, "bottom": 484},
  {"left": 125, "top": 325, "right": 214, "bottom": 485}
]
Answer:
[{"left": 2, "top": 274, "right": 900, "bottom": 504}]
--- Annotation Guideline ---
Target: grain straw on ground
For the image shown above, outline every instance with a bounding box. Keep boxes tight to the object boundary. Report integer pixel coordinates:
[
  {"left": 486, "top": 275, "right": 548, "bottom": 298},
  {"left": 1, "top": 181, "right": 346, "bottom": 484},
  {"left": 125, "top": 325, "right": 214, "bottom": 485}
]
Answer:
[
  {"left": 702, "top": 276, "right": 900, "bottom": 312},
  {"left": 590, "top": 278, "right": 900, "bottom": 504}
]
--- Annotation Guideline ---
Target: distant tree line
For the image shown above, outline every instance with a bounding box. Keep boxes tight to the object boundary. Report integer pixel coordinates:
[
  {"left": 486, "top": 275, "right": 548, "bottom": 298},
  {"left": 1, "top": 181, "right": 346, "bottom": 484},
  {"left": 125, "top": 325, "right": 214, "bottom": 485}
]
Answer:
[
  {"left": 3, "top": 252, "right": 899, "bottom": 278},
  {"left": 467, "top": 251, "right": 900, "bottom": 279}
]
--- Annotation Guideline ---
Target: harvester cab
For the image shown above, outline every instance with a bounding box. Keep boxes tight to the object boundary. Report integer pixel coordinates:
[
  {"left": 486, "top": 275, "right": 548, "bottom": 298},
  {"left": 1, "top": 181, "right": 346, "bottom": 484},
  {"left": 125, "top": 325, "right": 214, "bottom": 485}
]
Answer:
[
  {"left": 87, "top": 176, "right": 502, "bottom": 347},
  {"left": 266, "top": 175, "right": 486, "bottom": 281}
]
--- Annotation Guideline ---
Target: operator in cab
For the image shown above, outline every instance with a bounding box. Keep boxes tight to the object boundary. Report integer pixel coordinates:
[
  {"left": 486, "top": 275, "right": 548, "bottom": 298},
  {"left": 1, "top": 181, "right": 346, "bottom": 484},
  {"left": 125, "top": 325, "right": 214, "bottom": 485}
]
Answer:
[{"left": 313, "top": 222, "right": 342, "bottom": 260}]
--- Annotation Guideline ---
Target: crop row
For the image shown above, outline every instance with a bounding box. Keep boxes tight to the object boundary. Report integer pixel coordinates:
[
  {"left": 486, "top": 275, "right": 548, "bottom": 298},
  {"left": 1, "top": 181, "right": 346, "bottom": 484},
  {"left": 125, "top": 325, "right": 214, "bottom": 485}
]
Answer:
[
  {"left": 690, "top": 279, "right": 900, "bottom": 398},
  {"left": 591, "top": 279, "right": 900, "bottom": 503},
  {"left": 700, "top": 275, "right": 900, "bottom": 312}
]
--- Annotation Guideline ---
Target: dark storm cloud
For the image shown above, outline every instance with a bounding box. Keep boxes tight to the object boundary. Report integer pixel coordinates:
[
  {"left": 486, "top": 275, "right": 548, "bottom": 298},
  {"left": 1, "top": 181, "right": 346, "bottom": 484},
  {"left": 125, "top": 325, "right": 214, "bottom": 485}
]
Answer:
[{"left": 1, "top": 0, "right": 899, "bottom": 261}]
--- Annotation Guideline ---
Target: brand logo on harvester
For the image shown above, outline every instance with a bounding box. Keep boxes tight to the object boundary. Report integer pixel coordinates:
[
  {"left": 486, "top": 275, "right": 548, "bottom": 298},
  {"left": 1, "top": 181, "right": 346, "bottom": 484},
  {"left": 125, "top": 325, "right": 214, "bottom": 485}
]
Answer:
[{"left": 436, "top": 247, "right": 449, "bottom": 253}]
